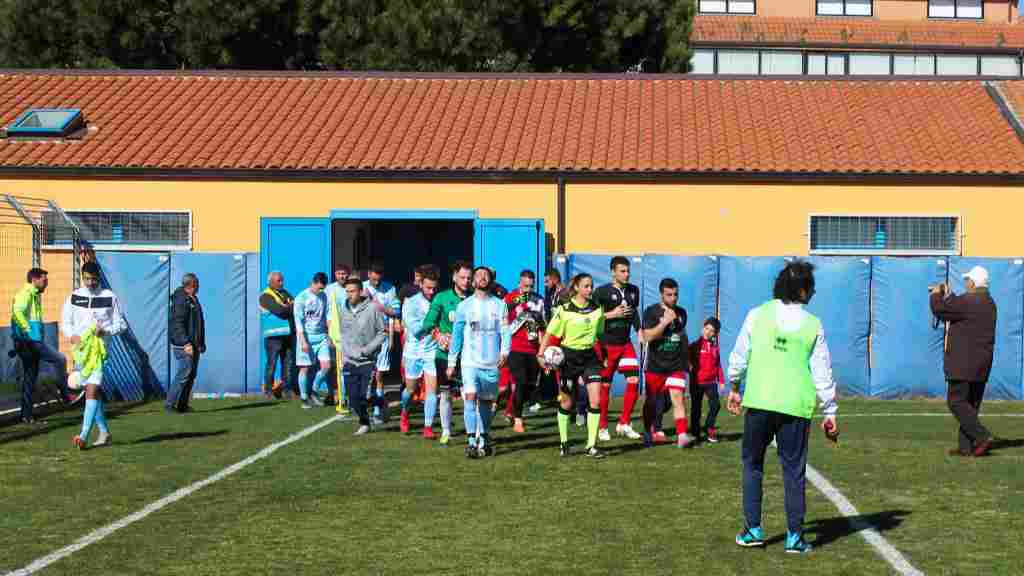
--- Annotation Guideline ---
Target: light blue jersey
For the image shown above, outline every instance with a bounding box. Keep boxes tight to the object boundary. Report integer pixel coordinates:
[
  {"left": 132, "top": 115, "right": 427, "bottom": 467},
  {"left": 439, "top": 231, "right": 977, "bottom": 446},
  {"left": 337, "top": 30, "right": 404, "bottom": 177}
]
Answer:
[
  {"left": 402, "top": 292, "right": 437, "bottom": 360},
  {"left": 449, "top": 294, "right": 511, "bottom": 370},
  {"left": 294, "top": 288, "right": 328, "bottom": 340},
  {"left": 365, "top": 281, "right": 399, "bottom": 316}
]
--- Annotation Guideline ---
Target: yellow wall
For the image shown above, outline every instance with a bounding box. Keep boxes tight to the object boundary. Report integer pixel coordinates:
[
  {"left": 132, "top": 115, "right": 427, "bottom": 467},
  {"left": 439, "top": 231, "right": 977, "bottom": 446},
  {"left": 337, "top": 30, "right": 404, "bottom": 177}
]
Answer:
[
  {"left": 0, "top": 180, "right": 558, "bottom": 253},
  {"left": 566, "top": 182, "right": 1023, "bottom": 257}
]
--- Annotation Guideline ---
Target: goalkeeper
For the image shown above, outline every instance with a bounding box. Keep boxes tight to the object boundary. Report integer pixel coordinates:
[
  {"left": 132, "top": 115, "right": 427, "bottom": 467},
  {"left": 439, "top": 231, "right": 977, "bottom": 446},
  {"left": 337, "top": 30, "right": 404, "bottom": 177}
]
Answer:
[{"left": 537, "top": 273, "right": 606, "bottom": 459}]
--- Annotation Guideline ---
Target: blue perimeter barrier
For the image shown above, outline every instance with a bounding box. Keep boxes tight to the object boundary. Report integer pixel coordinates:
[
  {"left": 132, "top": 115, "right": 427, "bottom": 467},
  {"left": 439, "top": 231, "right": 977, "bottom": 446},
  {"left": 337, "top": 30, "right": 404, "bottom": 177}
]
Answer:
[{"left": 83, "top": 251, "right": 1024, "bottom": 401}]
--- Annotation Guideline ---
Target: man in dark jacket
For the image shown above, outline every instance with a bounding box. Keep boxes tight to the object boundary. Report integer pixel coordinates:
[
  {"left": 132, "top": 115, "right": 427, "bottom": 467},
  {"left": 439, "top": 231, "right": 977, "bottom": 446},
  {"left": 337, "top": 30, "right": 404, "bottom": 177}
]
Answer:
[
  {"left": 168, "top": 273, "right": 205, "bottom": 413},
  {"left": 930, "top": 265, "right": 997, "bottom": 457},
  {"left": 259, "top": 271, "right": 297, "bottom": 399}
]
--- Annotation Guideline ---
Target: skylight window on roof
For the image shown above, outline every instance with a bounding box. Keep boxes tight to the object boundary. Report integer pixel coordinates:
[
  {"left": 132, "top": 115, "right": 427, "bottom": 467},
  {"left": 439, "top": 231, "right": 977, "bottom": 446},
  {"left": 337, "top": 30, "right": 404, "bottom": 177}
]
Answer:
[{"left": 5, "top": 108, "right": 84, "bottom": 137}]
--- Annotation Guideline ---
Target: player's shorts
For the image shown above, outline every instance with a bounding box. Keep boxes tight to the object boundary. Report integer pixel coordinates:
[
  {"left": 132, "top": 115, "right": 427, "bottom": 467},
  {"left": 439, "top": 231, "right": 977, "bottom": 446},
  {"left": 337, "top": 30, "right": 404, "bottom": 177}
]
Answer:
[
  {"left": 376, "top": 335, "right": 391, "bottom": 372},
  {"left": 645, "top": 371, "right": 687, "bottom": 394},
  {"left": 599, "top": 342, "right": 639, "bottom": 381},
  {"left": 435, "top": 357, "right": 461, "bottom": 391},
  {"left": 297, "top": 334, "right": 332, "bottom": 367},
  {"left": 403, "top": 354, "right": 437, "bottom": 380},
  {"left": 461, "top": 365, "right": 499, "bottom": 400},
  {"left": 560, "top": 348, "right": 604, "bottom": 395}
]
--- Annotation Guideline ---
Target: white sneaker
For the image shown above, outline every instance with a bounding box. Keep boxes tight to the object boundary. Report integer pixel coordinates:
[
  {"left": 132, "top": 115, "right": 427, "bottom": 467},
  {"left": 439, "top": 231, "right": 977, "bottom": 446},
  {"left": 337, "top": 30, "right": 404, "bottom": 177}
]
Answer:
[
  {"left": 528, "top": 403, "right": 542, "bottom": 414},
  {"left": 576, "top": 414, "right": 585, "bottom": 427},
  {"left": 353, "top": 425, "right": 370, "bottom": 436},
  {"left": 598, "top": 428, "right": 611, "bottom": 442},
  {"left": 615, "top": 423, "right": 642, "bottom": 440},
  {"left": 93, "top": 431, "right": 111, "bottom": 447},
  {"left": 677, "top": 433, "right": 696, "bottom": 448}
]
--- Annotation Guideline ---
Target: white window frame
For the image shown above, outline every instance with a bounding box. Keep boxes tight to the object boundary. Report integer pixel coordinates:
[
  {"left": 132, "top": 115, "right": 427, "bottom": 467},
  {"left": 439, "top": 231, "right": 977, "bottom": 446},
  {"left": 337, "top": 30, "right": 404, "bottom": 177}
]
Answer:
[
  {"left": 807, "top": 214, "right": 961, "bottom": 256},
  {"left": 698, "top": 0, "right": 756, "bottom": 14},
  {"left": 929, "top": 0, "right": 983, "bottom": 20},
  {"left": 43, "top": 209, "right": 194, "bottom": 252},
  {"left": 816, "top": 0, "right": 873, "bottom": 16}
]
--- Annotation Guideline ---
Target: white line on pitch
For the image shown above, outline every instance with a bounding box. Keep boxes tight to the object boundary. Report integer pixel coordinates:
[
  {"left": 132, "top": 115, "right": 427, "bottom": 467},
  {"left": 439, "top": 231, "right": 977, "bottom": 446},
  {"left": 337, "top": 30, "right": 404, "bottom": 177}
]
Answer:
[
  {"left": 2, "top": 414, "right": 342, "bottom": 576},
  {"left": 813, "top": 413, "right": 1024, "bottom": 418}
]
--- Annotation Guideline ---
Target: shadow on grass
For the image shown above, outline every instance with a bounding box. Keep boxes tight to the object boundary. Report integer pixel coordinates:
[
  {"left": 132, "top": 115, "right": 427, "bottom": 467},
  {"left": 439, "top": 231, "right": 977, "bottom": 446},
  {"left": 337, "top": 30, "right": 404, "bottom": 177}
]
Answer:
[
  {"left": 0, "top": 400, "right": 146, "bottom": 446},
  {"left": 800, "top": 510, "right": 913, "bottom": 549},
  {"left": 990, "top": 437, "right": 1024, "bottom": 453},
  {"left": 133, "top": 430, "right": 228, "bottom": 444},
  {"left": 202, "top": 401, "right": 279, "bottom": 413}
]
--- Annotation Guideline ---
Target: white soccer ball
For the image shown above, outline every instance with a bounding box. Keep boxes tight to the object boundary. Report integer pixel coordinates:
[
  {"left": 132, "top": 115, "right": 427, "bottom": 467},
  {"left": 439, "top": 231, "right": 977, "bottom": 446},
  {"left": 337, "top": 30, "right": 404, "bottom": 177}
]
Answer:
[
  {"left": 68, "top": 371, "right": 82, "bottom": 390},
  {"left": 543, "top": 346, "right": 565, "bottom": 368}
]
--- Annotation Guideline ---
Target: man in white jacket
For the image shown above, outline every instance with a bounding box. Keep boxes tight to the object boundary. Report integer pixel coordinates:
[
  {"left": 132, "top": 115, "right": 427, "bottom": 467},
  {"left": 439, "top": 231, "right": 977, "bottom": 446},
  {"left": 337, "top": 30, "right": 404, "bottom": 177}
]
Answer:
[{"left": 62, "top": 261, "right": 127, "bottom": 450}]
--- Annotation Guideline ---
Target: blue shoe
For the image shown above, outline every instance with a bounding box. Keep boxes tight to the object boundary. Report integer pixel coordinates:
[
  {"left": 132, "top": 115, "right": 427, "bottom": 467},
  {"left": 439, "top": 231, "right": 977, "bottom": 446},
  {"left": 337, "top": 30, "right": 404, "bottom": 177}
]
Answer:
[
  {"left": 735, "top": 526, "right": 765, "bottom": 547},
  {"left": 785, "top": 531, "right": 812, "bottom": 554}
]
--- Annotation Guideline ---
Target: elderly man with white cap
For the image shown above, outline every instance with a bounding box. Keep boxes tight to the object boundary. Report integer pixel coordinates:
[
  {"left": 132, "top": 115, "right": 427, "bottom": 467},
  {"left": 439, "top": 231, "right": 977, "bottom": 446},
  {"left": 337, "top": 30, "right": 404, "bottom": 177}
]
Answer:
[{"left": 929, "top": 265, "right": 997, "bottom": 457}]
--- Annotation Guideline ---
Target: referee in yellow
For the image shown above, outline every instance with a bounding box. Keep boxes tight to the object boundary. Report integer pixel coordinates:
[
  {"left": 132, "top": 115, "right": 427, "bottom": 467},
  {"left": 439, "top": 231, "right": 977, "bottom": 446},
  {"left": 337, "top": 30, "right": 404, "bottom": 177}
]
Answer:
[{"left": 726, "top": 260, "right": 838, "bottom": 555}]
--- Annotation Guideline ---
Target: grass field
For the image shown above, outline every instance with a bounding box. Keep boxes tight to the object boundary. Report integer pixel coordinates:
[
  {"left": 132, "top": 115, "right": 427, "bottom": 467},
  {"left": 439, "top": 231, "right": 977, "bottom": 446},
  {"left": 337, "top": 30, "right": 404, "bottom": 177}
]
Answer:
[{"left": 1, "top": 397, "right": 1022, "bottom": 576}]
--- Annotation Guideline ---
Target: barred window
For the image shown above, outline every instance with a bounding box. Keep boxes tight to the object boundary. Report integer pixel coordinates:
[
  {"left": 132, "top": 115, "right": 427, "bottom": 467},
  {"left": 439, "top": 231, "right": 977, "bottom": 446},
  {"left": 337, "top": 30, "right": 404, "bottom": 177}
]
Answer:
[
  {"left": 42, "top": 211, "right": 192, "bottom": 250},
  {"left": 809, "top": 215, "right": 959, "bottom": 255}
]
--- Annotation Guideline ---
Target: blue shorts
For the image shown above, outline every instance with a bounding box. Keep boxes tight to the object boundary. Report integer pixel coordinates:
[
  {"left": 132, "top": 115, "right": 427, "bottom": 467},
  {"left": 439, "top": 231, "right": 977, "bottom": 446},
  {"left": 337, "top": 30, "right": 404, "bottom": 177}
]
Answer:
[
  {"left": 461, "top": 365, "right": 499, "bottom": 400},
  {"left": 297, "top": 335, "right": 332, "bottom": 367},
  {"left": 403, "top": 355, "right": 436, "bottom": 380}
]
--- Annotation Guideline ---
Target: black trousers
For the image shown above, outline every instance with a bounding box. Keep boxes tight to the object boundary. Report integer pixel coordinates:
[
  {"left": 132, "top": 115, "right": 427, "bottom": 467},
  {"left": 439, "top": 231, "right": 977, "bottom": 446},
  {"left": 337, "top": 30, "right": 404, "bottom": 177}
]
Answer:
[
  {"left": 690, "top": 383, "right": 721, "bottom": 436},
  {"left": 509, "top": 351, "right": 541, "bottom": 418},
  {"left": 264, "top": 336, "right": 297, "bottom": 394},
  {"left": 947, "top": 380, "right": 992, "bottom": 452}
]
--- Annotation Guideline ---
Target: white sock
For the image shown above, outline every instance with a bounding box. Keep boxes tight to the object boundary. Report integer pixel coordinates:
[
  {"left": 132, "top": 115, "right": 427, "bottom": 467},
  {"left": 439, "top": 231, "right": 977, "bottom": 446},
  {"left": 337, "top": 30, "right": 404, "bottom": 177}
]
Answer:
[{"left": 440, "top": 391, "right": 452, "bottom": 434}]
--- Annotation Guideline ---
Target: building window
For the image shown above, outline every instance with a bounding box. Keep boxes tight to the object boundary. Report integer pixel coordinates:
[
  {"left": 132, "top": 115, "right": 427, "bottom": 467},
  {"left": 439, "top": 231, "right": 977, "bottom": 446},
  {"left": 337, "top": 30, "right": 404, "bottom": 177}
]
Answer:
[
  {"left": 42, "top": 211, "right": 192, "bottom": 251},
  {"left": 849, "top": 52, "right": 890, "bottom": 75},
  {"left": 761, "top": 51, "right": 803, "bottom": 75},
  {"left": 698, "top": 0, "right": 755, "bottom": 14},
  {"left": 690, "top": 49, "right": 715, "bottom": 73},
  {"left": 717, "top": 50, "right": 759, "bottom": 74},
  {"left": 980, "top": 55, "right": 1020, "bottom": 76},
  {"left": 936, "top": 54, "right": 978, "bottom": 75},
  {"left": 817, "top": 0, "right": 872, "bottom": 16},
  {"left": 4, "top": 108, "right": 84, "bottom": 138},
  {"left": 893, "top": 54, "right": 936, "bottom": 75},
  {"left": 808, "top": 53, "right": 847, "bottom": 75},
  {"left": 809, "top": 215, "right": 959, "bottom": 255},
  {"left": 929, "top": 0, "right": 982, "bottom": 19}
]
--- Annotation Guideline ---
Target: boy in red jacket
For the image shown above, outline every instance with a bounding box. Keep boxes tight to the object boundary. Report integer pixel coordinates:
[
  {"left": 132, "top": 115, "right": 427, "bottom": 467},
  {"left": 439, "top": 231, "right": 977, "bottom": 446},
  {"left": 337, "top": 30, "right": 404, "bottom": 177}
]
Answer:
[{"left": 689, "top": 317, "right": 724, "bottom": 444}]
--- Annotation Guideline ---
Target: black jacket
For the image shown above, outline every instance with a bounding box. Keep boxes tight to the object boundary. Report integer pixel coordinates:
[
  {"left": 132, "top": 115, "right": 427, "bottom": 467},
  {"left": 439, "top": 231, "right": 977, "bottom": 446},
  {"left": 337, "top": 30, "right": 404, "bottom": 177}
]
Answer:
[
  {"left": 170, "top": 287, "right": 206, "bottom": 352},
  {"left": 930, "top": 288, "right": 996, "bottom": 383}
]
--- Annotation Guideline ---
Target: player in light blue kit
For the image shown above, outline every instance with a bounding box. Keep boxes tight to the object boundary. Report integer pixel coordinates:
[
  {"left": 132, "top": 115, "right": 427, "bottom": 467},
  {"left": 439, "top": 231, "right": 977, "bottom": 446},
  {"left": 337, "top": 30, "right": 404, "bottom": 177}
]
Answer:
[
  {"left": 447, "top": 267, "right": 511, "bottom": 458},
  {"left": 294, "top": 272, "right": 333, "bottom": 409},
  {"left": 365, "top": 262, "right": 400, "bottom": 423},
  {"left": 400, "top": 265, "right": 439, "bottom": 436}
]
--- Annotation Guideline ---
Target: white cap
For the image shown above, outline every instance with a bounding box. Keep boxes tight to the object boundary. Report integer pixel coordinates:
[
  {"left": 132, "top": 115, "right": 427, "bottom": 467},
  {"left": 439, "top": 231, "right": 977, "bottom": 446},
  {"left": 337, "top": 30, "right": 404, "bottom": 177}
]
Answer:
[{"left": 962, "top": 265, "right": 989, "bottom": 288}]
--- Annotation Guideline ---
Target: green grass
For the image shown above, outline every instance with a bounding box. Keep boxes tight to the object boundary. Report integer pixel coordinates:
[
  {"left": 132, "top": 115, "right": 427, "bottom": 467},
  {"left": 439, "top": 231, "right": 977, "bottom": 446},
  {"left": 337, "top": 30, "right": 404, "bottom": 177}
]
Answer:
[{"left": 1, "top": 398, "right": 1022, "bottom": 575}]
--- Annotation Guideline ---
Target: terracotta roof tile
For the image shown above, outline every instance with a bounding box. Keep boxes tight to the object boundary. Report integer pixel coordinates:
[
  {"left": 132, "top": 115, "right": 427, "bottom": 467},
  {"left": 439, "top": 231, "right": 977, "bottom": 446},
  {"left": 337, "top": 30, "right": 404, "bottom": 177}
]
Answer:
[
  {"left": 692, "top": 15, "right": 1024, "bottom": 50},
  {"left": 1, "top": 72, "right": 1023, "bottom": 176}
]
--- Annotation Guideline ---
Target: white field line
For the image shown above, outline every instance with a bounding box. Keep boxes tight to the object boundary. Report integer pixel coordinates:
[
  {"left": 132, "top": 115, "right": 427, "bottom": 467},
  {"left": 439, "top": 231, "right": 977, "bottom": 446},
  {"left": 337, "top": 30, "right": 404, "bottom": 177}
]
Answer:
[
  {"left": 0, "top": 399, "right": 60, "bottom": 417},
  {"left": 2, "top": 414, "right": 342, "bottom": 576},
  {"left": 807, "top": 465, "right": 925, "bottom": 576},
  {"left": 813, "top": 413, "right": 1024, "bottom": 418}
]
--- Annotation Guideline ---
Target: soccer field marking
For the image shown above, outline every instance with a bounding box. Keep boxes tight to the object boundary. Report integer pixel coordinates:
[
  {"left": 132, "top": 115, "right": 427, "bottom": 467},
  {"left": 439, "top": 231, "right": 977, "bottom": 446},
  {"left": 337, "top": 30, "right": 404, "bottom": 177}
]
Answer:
[
  {"left": 2, "top": 414, "right": 343, "bottom": 576},
  {"left": 0, "top": 400, "right": 60, "bottom": 417},
  {"left": 807, "top": 465, "right": 925, "bottom": 576}
]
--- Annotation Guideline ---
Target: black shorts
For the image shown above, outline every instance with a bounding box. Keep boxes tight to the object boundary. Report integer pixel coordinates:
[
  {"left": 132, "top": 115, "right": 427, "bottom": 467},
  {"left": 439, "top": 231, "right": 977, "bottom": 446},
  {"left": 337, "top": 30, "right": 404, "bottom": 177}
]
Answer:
[
  {"left": 559, "top": 348, "right": 603, "bottom": 395},
  {"left": 435, "top": 357, "right": 461, "bottom": 391}
]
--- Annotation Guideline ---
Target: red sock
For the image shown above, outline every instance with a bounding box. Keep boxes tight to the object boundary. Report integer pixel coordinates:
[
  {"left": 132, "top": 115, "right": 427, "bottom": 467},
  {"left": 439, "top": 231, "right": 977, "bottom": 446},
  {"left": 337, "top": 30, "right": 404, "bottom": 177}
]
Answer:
[
  {"left": 675, "top": 418, "right": 688, "bottom": 436},
  {"left": 599, "top": 386, "right": 611, "bottom": 429},
  {"left": 619, "top": 380, "right": 639, "bottom": 426}
]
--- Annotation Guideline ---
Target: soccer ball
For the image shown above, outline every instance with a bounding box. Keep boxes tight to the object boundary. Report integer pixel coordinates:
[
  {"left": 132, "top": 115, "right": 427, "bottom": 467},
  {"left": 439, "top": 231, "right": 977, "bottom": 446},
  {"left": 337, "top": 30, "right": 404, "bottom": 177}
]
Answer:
[
  {"left": 68, "top": 371, "right": 82, "bottom": 390},
  {"left": 542, "top": 346, "right": 565, "bottom": 368}
]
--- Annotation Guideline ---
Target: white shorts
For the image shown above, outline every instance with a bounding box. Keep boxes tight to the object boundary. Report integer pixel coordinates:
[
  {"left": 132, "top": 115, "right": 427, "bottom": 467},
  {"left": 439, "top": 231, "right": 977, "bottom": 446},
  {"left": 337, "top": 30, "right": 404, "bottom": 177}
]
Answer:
[
  {"left": 403, "top": 355, "right": 436, "bottom": 380},
  {"left": 461, "top": 365, "right": 499, "bottom": 400},
  {"left": 297, "top": 335, "right": 332, "bottom": 367}
]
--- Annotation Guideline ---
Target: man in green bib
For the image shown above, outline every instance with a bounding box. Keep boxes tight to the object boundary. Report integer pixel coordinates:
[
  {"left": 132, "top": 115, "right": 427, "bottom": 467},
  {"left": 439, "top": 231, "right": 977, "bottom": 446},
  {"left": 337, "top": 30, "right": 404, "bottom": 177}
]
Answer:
[{"left": 726, "top": 260, "right": 838, "bottom": 555}]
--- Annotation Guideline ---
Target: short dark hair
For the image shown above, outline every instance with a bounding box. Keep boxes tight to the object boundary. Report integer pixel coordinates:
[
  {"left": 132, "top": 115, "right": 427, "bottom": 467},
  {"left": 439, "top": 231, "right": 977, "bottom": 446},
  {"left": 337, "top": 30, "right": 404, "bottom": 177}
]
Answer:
[
  {"left": 369, "top": 262, "right": 385, "bottom": 275},
  {"left": 82, "top": 262, "right": 101, "bottom": 276},
  {"left": 343, "top": 277, "right": 363, "bottom": 289},
  {"left": 420, "top": 265, "right": 440, "bottom": 282},
  {"left": 335, "top": 263, "right": 352, "bottom": 274},
  {"left": 610, "top": 256, "right": 630, "bottom": 270},
  {"left": 704, "top": 317, "right": 721, "bottom": 332},
  {"left": 659, "top": 278, "right": 678, "bottom": 292},
  {"left": 451, "top": 260, "right": 472, "bottom": 275},
  {"left": 26, "top": 267, "right": 47, "bottom": 282},
  {"left": 312, "top": 272, "right": 329, "bottom": 286},
  {"left": 546, "top": 268, "right": 561, "bottom": 281},
  {"left": 520, "top": 269, "right": 535, "bottom": 280},
  {"left": 773, "top": 260, "right": 816, "bottom": 304}
]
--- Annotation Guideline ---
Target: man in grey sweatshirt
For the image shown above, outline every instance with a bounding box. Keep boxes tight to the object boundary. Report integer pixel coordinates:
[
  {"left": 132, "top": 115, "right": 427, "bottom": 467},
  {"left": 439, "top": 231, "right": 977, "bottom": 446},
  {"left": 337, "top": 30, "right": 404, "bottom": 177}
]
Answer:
[{"left": 338, "top": 277, "right": 389, "bottom": 434}]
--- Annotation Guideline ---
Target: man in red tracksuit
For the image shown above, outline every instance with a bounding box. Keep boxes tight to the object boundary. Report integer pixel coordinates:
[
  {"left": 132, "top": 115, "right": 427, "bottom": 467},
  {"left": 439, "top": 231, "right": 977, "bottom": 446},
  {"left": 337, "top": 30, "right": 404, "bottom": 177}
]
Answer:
[{"left": 689, "top": 317, "right": 725, "bottom": 444}]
